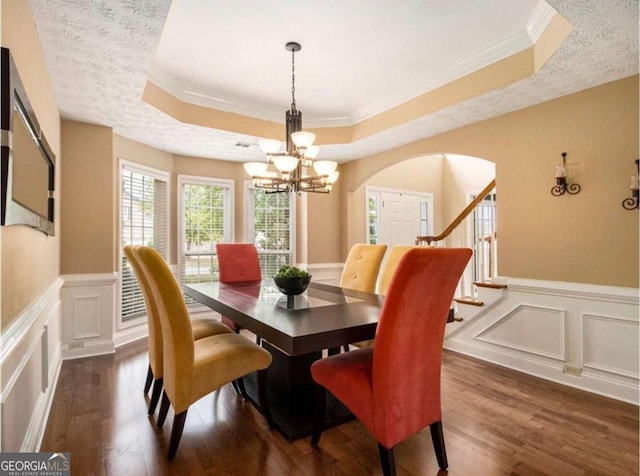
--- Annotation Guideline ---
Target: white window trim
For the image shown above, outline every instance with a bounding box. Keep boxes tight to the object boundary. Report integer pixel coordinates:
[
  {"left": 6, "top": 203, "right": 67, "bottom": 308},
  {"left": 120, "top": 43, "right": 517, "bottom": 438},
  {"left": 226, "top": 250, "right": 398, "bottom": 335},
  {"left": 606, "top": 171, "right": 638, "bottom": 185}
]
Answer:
[
  {"left": 117, "top": 159, "right": 170, "bottom": 332},
  {"left": 177, "top": 174, "right": 234, "bottom": 290}
]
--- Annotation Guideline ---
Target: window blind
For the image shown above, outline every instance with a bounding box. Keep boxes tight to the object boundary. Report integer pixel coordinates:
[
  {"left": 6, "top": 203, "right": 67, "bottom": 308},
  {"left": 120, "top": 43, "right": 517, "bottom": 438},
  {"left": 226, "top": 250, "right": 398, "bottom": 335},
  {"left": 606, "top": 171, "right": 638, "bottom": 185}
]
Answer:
[
  {"left": 179, "top": 178, "right": 233, "bottom": 306},
  {"left": 246, "top": 186, "right": 294, "bottom": 277},
  {"left": 121, "top": 164, "right": 168, "bottom": 322}
]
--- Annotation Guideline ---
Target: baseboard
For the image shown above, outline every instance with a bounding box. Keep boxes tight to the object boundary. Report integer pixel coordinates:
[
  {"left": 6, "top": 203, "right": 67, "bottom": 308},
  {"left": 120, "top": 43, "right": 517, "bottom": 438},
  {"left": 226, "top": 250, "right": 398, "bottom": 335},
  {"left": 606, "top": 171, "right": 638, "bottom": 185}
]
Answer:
[{"left": 61, "top": 339, "right": 115, "bottom": 360}]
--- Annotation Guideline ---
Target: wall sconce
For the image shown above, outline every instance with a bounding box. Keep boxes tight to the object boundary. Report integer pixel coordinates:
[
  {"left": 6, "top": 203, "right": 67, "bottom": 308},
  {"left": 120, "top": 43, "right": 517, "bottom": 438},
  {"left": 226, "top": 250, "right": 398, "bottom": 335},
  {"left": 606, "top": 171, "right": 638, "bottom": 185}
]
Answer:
[
  {"left": 551, "top": 152, "right": 581, "bottom": 196},
  {"left": 622, "top": 159, "right": 639, "bottom": 210}
]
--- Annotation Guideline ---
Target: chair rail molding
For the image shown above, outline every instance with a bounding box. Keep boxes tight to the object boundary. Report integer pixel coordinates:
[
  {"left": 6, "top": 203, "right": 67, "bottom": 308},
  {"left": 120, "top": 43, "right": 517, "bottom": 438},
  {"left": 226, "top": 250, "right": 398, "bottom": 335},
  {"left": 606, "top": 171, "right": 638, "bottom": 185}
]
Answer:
[
  {"left": 446, "top": 277, "right": 639, "bottom": 404},
  {"left": 61, "top": 272, "right": 117, "bottom": 359},
  {"left": 0, "top": 277, "right": 63, "bottom": 452}
]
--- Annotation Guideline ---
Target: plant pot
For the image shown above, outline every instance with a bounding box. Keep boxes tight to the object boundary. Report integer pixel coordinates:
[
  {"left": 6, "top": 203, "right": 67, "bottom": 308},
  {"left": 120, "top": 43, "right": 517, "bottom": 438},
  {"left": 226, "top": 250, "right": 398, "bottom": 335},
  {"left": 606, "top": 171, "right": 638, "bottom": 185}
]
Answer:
[{"left": 273, "top": 275, "right": 311, "bottom": 295}]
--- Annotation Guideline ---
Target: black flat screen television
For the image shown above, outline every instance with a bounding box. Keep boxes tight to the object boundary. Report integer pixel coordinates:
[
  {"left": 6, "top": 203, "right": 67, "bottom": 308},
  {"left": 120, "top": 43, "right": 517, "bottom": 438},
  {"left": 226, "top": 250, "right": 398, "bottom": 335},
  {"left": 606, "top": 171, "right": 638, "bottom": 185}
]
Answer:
[{"left": 1, "top": 47, "right": 55, "bottom": 236}]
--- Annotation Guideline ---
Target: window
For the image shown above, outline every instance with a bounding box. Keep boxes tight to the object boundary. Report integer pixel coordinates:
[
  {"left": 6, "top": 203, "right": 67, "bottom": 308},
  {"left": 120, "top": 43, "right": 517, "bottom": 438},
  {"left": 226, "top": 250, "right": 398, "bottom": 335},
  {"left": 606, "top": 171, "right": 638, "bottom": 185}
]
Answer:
[
  {"left": 471, "top": 192, "right": 497, "bottom": 283},
  {"left": 246, "top": 183, "right": 294, "bottom": 276},
  {"left": 368, "top": 195, "right": 380, "bottom": 244},
  {"left": 179, "top": 176, "right": 233, "bottom": 294},
  {"left": 120, "top": 162, "right": 168, "bottom": 324}
]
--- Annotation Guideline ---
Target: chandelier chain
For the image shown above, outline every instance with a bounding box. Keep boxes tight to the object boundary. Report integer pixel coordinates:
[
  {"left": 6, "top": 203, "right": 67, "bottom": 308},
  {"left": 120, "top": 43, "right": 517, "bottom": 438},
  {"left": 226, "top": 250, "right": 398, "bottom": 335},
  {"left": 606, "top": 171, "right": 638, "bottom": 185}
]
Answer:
[{"left": 291, "top": 47, "right": 296, "bottom": 111}]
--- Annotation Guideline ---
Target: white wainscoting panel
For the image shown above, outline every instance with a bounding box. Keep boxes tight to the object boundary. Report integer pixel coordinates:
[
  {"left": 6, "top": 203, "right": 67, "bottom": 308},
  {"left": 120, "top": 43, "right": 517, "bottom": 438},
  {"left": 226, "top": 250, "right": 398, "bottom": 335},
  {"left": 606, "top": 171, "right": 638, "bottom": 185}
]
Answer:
[
  {"left": 73, "top": 295, "right": 102, "bottom": 339},
  {"left": 582, "top": 313, "right": 639, "bottom": 378},
  {"left": 0, "top": 278, "right": 63, "bottom": 452},
  {"left": 303, "top": 262, "right": 343, "bottom": 286},
  {"left": 475, "top": 304, "right": 566, "bottom": 361},
  {"left": 445, "top": 277, "right": 639, "bottom": 404},
  {"left": 61, "top": 273, "right": 117, "bottom": 359}
]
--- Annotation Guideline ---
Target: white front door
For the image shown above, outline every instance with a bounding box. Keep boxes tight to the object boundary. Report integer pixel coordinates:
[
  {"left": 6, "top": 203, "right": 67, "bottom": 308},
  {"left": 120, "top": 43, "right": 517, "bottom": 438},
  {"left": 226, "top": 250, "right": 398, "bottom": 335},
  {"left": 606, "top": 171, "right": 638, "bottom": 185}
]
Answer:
[{"left": 367, "top": 187, "right": 433, "bottom": 248}]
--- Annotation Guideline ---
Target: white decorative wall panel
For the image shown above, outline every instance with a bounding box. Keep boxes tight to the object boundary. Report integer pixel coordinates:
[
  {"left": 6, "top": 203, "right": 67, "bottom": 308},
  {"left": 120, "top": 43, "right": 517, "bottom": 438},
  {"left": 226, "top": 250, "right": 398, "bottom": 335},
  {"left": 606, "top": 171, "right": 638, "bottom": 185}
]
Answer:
[
  {"left": 304, "top": 263, "right": 343, "bottom": 286},
  {"left": 72, "top": 295, "right": 102, "bottom": 339},
  {"left": 61, "top": 273, "right": 117, "bottom": 358},
  {"left": 0, "top": 278, "right": 62, "bottom": 452},
  {"left": 583, "top": 314, "right": 639, "bottom": 378},
  {"left": 476, "top": 304, "right": 566, "bottom": 360},
  {"left": 445, "top": 277, "right": 639, "bottom": 404}
]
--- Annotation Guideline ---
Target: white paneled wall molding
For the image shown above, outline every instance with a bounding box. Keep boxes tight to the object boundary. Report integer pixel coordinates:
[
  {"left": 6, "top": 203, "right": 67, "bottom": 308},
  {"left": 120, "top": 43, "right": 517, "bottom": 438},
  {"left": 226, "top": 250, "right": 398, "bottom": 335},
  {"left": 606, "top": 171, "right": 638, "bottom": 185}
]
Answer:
[
  {"left": 301, "top": 263, "right": 343, "bottom": 286},
  {"left": 446, "top": 277, "right": 639, "bottom": 404},
  {"left": 61, "top": 273, "right": 117, "bottom": 359},
  {"left": 0, "top": 277, "right": 63, "bottom": 452}
]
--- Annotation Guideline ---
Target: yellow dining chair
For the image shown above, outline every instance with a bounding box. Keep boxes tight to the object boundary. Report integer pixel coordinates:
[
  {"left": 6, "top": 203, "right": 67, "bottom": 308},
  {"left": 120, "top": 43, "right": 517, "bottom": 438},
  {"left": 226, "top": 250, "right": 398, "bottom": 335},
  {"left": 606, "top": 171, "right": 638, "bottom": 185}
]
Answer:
[
  {"left": 337, "top": 243, "right": 387, "bottom": 352},
  {"left": 378, "top": 245, "right": 418, "bottom": 295},
  {"left": 340, "top": 243, "right": 387, "bottom": 293},
  {"left": 136, "top": 246, "right": 273, "bottom": 460},
  {"left": 353, "top": 245, "right": 417, "bottom": 348},
  {"left": 124, "top": 246, "right": 234, "bottom": 416}
]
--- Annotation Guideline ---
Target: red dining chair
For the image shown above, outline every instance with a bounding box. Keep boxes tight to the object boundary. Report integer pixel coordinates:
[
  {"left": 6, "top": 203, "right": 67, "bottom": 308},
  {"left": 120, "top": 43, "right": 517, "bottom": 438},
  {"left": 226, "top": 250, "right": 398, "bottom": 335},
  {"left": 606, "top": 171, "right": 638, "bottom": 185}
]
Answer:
[
  {"left": 215, "top": 243, "right": 262, "bottom": 333},
  {"left": 310, "top": 247, "right": 472, "bottom": 475}
]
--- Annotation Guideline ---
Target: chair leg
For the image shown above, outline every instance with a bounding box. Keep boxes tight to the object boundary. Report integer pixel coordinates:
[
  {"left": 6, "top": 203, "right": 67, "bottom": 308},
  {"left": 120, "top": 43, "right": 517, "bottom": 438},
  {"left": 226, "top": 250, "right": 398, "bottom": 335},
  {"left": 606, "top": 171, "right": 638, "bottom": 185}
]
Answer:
[
  {"left": 378, "top": 444, "right": 397, "bottom": 476},
  {"left": 143, "top": 365, "right": 153, "bottom": 395},
  {"left": 256, "top": 369, "right": 274, "bottom": 428},
  {"left": 167, "top": 409, "right": 188, "bottom": 461},
  {"left": 148, "top": 377, "right": 163, "bottom": 415},
  {"left": 310, "top": 384, "right": 326, "bottom": 446},
  {"left": 429, "top": 420, "right": 448, "bottom": 470},
  {"left": 157, "top": 391, "right": 170, "bottom": 428},
  {"left": 429, "top": 421, "right": 449, "bottom": 470},
  {"left": 231, "top": 379, "right": 241, "bottom": 396},
  {"left": 236, "top": 377, "right": 249, "bottom": 400}
]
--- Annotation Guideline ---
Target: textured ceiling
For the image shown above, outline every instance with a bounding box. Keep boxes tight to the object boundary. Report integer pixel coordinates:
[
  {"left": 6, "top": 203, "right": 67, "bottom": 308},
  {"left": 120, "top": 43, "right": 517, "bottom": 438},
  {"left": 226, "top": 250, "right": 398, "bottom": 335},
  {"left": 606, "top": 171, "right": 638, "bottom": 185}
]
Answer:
[{"left": 27, "top": 0, "right": 639, "bottom": 163}]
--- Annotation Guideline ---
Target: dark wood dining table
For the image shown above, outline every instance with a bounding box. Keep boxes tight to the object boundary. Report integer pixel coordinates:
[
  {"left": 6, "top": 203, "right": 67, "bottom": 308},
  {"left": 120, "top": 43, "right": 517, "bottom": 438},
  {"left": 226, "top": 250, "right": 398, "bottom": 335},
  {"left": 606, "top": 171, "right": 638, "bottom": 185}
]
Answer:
[{"left": 184, "top": 280, "right": 384, "bottom": 440}]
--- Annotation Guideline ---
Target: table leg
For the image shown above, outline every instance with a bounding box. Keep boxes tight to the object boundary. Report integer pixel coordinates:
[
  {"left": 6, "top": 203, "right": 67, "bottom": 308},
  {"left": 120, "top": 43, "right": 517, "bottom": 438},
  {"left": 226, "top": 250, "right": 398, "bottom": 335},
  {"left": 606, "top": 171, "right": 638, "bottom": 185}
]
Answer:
[{"left": 242, "top": 341, "right": 353, "bottom": 440}]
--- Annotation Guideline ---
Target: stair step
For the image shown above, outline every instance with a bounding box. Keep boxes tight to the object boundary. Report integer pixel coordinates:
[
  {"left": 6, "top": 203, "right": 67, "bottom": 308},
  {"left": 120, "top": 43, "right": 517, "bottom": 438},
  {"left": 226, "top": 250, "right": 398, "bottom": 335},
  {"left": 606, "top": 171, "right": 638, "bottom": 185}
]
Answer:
[
  {"left": 454, "top": 297, "right": 484, "bottom": 306},
  {"left": 473, "top": 281, "right": 508, "bottom": 289}
]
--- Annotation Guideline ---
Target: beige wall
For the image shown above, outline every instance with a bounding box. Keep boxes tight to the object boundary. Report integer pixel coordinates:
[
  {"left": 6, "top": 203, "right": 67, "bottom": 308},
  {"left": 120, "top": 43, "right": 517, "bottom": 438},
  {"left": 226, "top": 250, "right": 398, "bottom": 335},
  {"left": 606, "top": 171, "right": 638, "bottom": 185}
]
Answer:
[
  {"left": 61, "top": 121, "right": 114, "bottom": 274},
  {"left": 442, "top": 155, "right": 496, "bottom": 247},
  {"left": 340, "top": 76, "right": 639, "bottom": 288},
  {"left": 1, "top": 0, "right": 61, "bottom": 329},
  {"left": 305, "top": 180, "right": 342, "bottom": 263}
]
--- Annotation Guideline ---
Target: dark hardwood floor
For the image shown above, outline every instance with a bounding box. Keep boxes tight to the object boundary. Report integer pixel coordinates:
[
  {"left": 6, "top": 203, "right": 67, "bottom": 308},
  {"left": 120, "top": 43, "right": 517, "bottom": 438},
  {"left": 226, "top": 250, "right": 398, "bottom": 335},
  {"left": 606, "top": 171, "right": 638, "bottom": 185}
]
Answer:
[{"left": 41, "top": 337, "right": 638, "bottom": 475}]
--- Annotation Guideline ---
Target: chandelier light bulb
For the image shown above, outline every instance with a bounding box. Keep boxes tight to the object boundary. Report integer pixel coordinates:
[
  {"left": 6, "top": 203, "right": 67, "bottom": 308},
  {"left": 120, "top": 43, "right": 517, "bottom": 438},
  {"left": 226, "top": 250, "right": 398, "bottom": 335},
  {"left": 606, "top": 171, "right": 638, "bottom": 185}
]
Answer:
[
  {"left": 313, "top": 160, "right": 338, "bottom": 176},
  {"left": 243, "top": 162, "right": 269, "bottom": 177},
  {"left": 304, "top": 145, "right": 320, "bottom": 159},
  {"left": 327, "top": 171, "right": 340, "bottom": 184},
  {"left": 291, "top": 131, "right": 316, "bottom": 148},
  {"left": 259, "top": 139, "right": 282, "bottom": 155},
  {"left": 273, "top": 155, "right": 299, "bottom": 173}
]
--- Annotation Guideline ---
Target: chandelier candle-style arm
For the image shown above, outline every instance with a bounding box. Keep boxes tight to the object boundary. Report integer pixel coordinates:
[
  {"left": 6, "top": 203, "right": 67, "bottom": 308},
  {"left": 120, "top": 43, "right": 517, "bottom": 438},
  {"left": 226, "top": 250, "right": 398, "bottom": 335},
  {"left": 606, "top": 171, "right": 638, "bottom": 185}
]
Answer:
[{"left": 243, "top": 41, "right": 339, "bottom": 194}]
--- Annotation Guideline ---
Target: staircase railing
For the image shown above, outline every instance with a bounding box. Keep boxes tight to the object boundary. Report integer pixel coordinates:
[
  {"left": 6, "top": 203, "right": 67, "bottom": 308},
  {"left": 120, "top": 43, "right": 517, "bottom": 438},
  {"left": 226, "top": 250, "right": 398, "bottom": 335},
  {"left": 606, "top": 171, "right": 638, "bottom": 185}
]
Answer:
[
  {"left": 416, "top": 179, "right": 497, "bottom": 299},
  {"left": 415, "top": 179, "right": 495, "bottom": 246}
]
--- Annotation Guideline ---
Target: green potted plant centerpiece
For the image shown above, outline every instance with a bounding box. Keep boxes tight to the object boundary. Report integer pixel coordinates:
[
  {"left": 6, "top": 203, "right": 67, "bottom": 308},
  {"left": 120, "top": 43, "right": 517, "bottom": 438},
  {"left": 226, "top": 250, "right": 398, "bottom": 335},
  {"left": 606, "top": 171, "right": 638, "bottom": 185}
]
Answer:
[{"left": 273, "top": 265, "right": 311, "bottom": 295}]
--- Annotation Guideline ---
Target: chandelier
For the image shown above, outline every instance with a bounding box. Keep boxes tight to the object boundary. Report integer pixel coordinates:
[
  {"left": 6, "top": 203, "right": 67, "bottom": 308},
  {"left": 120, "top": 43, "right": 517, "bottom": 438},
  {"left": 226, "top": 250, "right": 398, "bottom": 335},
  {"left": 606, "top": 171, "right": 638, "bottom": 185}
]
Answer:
[{"left": 243, "top": 42, "right": 339, "bottom": 193}]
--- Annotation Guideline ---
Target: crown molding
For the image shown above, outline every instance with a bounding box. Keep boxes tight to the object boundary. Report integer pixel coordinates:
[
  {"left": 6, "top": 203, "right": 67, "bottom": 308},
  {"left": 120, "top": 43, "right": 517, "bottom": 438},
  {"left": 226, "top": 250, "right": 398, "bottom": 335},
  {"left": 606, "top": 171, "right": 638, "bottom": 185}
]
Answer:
[
  {"left": 148, "top": 66, "right": 353, "bottom": 128},
  {"left": 148, "top": 1, "right": 559, "bottom": 130},
  {"left": 527, "top": 0, "right": 558, "bottom": 43},
  {"left": 350, "top": 28, "right": 533, "bottom": 124}
]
